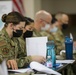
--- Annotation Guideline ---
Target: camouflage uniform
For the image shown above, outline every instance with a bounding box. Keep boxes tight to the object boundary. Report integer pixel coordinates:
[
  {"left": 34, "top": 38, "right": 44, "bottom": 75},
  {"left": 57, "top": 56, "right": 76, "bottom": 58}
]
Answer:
[
  {"left": 0, "top": 27, "right": 16, "bottom": 63},
  {"left": 33, "top": 28, "right": 55, "bottom": 39},
  {"left": 40, "top": 31, "right": 55, "bottom": 41},
  {"left": 33, "top": 28, "right": 42, "bottom": 37},
  {"left": 40, "top": 30, "right": 64, "bottom": 55},
  {"left": 52, "top": 29, "right": 65, "bottom": 48},
  {"left": 0, "top": 27, "right": 31, "bottom": 68},
  {"left": 51, "top": 29, "right": 65, "bottom": 55},
  {"left": 17, "top": 36, "right": 32, "bottom": 67}
]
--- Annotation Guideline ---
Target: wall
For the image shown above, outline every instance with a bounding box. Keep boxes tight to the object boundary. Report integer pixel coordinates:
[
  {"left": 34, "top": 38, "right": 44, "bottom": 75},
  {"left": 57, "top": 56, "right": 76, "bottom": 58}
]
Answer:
[
  {"left": 23, "top": 0, "right": 76, "bottom": 18},
  {"left": 23, "top": 0, "right": 35, "bottom": 19},
  {"left": 41, "top": 0, "right": 76, "bottom": 14},
  {"left": 23, "top": 0, "right": 41, "bottom": 19},
  {"left": 23, "top": 0, "right": 76, "bottom": 40}
]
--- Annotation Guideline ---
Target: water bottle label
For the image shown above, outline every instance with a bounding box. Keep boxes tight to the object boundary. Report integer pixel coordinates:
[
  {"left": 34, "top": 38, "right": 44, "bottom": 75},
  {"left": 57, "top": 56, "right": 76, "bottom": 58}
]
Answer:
[{"left": 46, "top": 61, "right": 52, "bottom": 68}]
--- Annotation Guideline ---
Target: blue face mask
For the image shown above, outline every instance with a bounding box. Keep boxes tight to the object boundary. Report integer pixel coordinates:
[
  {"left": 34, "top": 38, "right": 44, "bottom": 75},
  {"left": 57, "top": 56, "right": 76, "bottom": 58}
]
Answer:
[{"left": 50, "top": 27, "right": 58, "bottom": 33}]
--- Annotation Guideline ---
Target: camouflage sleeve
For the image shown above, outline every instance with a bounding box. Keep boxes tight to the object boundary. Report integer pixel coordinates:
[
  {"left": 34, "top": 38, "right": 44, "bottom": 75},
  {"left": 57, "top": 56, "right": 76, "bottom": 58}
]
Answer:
[
  {"left": 52, "top": 31, "right": 65, "bottom": 55},
  {"left": 16, "top": 56, "right": 32, "bottom": 68},
  {"left": 0, "top": 55, "right": 3, "bottom": 64},
  {"left": 40, "top": 31, "right": 55, "bottom": 41},
  {"left": 16, "top": 39, "right": 32, "bottom": 68},
  {"left": 47, "top": 34, "right": 63, "bottom": 55},
  {"left": 0, "top": 38, "right": 14, "bottom": 64},
  {"left": 40, "top": 31, "right": 62, "bottom": 54},
  {"left": 0, "top": 39, "right": 4, "bottom": 63},
  {"left": 55, "top": 41, "right": 65, "bottom": 55},
  {"left": 46, "top": 32, "right": 65, "bottom": 55}
]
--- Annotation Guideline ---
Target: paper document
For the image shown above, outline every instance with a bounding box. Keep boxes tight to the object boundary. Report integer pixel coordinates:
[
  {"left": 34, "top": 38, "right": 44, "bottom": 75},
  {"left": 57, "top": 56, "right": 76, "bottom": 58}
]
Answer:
[
  {"left": 0, "top": 60, "right": 8, "bottom": 75},
  {"left": 56, "top": 60, "right": 75, "bottom": 64},
  {"left": 8, "top": 68, "right": 32, "bottom": 73},
  {"left": 8, "top": 61, "right": 62, "bottom": 75},
  {"left": 26, "top": 37, "right": 48, "bottom": 57},
  {"left": 30, "top": 61, "right": 61, "bottom": 75}
]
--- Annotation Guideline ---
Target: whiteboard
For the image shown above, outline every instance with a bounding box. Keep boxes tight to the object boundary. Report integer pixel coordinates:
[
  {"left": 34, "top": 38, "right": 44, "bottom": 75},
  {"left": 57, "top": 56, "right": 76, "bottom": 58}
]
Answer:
[{"left": 0, "top": 1, "right": 12, "bottom": 30}]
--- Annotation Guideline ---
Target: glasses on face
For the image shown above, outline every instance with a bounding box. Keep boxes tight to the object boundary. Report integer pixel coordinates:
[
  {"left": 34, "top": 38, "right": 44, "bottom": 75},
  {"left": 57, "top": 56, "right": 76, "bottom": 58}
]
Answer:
[{"left": 41, "top": 19, "right": 51, "bottom": 24}]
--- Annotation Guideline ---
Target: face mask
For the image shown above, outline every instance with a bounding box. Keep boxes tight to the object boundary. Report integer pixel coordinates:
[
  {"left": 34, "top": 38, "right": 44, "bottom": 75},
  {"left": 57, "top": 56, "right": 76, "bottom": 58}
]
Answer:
[
  {"left": 41, "top": 24, "right": 50, "bottom": 31},
  {"left": 23, "top": 30, "right": 33, "bottom": 39},
  {"left": 62, "top": 24, "right": 68, "bottom": 30},
  {"left": 13, "top": 30, "right": 23, "bottom": 37},
  {"left": 50, "top": 26, "right": 58, "bottom": 32}
]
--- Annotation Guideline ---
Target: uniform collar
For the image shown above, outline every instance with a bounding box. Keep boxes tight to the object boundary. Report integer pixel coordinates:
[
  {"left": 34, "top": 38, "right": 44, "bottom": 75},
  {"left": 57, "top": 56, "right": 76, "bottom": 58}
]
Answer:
[{"left": 1, "top": 27, "right": 12, "bottom": 42}]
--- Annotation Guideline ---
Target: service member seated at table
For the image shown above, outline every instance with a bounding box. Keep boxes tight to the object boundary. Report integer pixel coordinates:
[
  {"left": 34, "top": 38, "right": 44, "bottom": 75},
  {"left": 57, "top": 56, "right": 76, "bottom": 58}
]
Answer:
[
  {"left": 32, "top": 10, "right": 64, "bottom": 56},
  {"left": 18, "top": 17, "right": 46, "bottom": 68},
  {"left": 0, "top": 11, "right": 25, "bottom": 70}
]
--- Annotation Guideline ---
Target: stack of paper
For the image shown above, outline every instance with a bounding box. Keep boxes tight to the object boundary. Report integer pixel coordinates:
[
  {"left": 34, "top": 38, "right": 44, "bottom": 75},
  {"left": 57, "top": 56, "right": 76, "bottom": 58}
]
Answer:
[
  {"left": 8, "top": 61, "right": 62, "bottom": 75},
  {"left": 8, "top": 68, "right": 33, "bottom": 73},
  {"left": 30, "top": 61, "right": 61, "bottom": 75}
]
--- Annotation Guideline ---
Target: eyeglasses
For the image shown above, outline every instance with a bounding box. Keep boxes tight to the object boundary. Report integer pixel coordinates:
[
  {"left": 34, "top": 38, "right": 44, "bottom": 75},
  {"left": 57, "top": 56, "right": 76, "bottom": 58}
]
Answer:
[{"left": 41, "top": 19, "right": 51, "bottom": 24}]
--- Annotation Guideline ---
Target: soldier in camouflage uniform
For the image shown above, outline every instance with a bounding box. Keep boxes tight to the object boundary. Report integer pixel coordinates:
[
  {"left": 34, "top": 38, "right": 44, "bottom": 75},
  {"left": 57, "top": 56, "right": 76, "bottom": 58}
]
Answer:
[
  {"left": 45, "top": 12, "right": 69, "bottom": 55},
  {"left": 33, "top": 10, "right": 52, "bottom": 37},
  {"left": 18, "top": 17, "right": 46, "bottom": 68},
  {"left": 23, "top": 17, "right": 34, "bottom": 39},
  {"left": 33, "top": 10, "right": 64, "bottom": 55},
  {"left": 0, "top": 12, "right": 32, "bottom": 70},
  {"left": 54, "top": 12, "right": 75, "bottom": 75},
  {"left": 53, "top": 12, "right": 69, "bottom": 51},
  {"left": 54, "top": 12, "right": 69, "bottom": 52}
]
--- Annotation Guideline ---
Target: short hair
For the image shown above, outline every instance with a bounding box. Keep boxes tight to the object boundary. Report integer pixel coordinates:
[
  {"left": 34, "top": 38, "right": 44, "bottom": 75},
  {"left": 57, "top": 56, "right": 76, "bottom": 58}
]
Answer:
[
  {"left": 55, "top": 12, "right": 68, "bottom": 21},
  {"left": 35, "top": 10, "right": 51, "bottom": 21}
]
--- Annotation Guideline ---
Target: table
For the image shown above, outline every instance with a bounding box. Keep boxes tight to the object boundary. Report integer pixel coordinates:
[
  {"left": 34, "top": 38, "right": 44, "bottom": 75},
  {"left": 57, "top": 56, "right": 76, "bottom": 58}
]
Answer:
[
  {"left": 8, "top": 63, "right": 74, "bottom": 75},
  {"left": 56, "top": 64, "right": 69, "bottom": 75}
]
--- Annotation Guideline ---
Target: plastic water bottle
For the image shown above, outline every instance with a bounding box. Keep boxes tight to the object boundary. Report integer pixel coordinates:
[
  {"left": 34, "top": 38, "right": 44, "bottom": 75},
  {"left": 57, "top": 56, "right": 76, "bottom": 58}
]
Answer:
[
  {"left": 46, "top": 41, "right": 56, "bottom": 68},
  {"left": 65, "top": 36, "right": 73, "bottom": 59},
  {"left": 46, "top": 41, "right": 52, "bottom": 68},
  {"left": 51, "top": 41, "right": 56, "bottom": 68}
]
